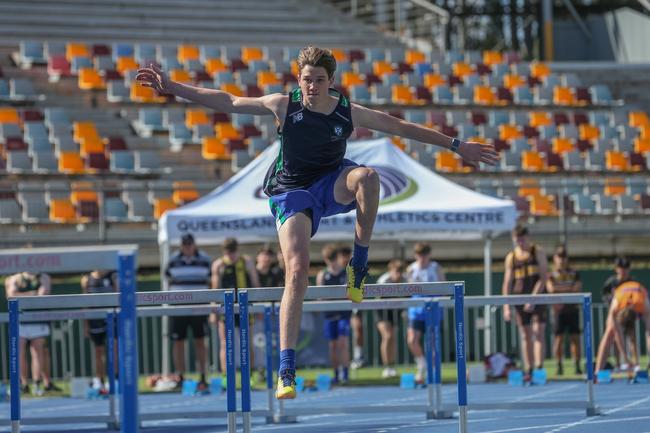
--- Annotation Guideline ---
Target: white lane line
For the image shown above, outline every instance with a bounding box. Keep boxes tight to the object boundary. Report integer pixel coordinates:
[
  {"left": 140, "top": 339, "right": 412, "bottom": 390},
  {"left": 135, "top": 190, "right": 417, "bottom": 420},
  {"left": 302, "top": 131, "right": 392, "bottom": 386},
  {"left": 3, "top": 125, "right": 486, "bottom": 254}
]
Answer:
[{"left": 541, "top": 394, "right": 650, "bottom": 433}]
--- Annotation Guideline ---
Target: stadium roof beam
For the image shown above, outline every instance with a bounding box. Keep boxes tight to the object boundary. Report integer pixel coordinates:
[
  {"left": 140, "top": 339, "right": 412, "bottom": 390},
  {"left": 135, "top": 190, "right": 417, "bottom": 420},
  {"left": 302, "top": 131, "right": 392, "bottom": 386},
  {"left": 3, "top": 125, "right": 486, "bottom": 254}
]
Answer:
[
  {"left": 561, "top": 0, "right": 592, "bottom": 40},
  {"left": 638, "top": 0, "right": 650, "bottom": 13}
]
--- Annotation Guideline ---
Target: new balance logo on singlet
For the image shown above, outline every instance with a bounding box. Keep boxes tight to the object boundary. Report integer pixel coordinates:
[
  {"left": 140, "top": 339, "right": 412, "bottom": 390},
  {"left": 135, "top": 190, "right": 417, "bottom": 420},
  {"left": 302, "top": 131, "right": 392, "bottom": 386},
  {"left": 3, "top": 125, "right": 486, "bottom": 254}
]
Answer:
[{"left": 292, "top": 112, "right": 303, "bottom": 123}]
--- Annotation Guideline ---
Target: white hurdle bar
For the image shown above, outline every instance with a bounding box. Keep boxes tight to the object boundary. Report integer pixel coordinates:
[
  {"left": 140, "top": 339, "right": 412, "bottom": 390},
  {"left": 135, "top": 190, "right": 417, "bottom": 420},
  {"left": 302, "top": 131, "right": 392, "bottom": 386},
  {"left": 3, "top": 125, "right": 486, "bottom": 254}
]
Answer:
[
  {"left": 226, "top": 281, "right": 468, "bottom": 433},
  {"left": 433, "top": 293, "right": 599, "bottom": 417}
]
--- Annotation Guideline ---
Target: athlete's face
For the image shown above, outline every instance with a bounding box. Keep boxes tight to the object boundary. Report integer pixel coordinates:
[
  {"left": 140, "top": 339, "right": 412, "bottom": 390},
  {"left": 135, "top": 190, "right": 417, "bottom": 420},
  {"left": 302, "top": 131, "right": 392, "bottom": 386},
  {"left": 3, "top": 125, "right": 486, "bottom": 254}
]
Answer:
[
  {"left": 257, "top": 251, "right": 272, "bottom": 269},
  {"left": 298, "top": 65, "right": 333, "bottom": 106},
  {"left": 513, "top": 234, "right": 529, "bottom": 250}
]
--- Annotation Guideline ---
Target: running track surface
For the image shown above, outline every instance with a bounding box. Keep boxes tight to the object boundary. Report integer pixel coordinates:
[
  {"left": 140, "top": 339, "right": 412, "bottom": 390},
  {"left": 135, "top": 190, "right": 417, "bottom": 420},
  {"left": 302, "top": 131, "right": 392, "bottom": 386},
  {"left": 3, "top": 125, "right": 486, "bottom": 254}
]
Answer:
[{"left": 3, "top": 381, "right": 650, "bottom": 432}]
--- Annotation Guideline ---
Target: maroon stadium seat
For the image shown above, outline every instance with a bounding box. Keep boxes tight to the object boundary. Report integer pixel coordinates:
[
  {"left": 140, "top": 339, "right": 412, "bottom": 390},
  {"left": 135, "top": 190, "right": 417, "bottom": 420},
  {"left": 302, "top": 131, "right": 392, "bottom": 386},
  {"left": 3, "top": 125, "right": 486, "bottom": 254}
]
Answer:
[
  {"left": 229, "top": 59, "right": 248, "bottom": 72},
  {"left": 87, "top": 152, "right": 109, "bottom": 171},
  {"left": 92, "top": 44, "right": 111, "bottom": 56},
  {"left": 365, "top": 74, "right": 382, "bottom": 86},
  {"left": 576, "top": 139, "right": 593, "bottom": 152},
  {"left": 553, "top": 112, "right": 570, "bottom": 126},
  {"left": 106, "top": 136, "right": 127, "bottom": 151},
  {"left": 78, "top": 200, "right": 99, "bottom": 220},
  {"left": 104, "top": 70, "right": 123, "bottom": 81},
  {"left": 21, "top": 110, "right": 44, "bottom": 122},
  {"left": 546, "top": 152, "right": 564, "bottom": 171},
  {"left": 496, "top": 87, "right": 513, "bottom": 103},
  {"left": 282, "top": 73, "right": 298, "bottom": 86},
  {"left": 396, "top": 62, "right": 413, "bottom": 74},
  {"left": 630, "top": 152, "right": 647, "bottom": 170},
  {"left": 48, "top": 55, "right": 72, "bottom": 78},
  {"left": 6, "top": 138, "right": 27, "bottom": 151},
  {"left": 573, "top": 112, "right": 589, "bottom": 125},
  {"left": 212, "top": 112, "right": 230, "bottom": 124},
  {"left": 245, "top": 85, "right": 263, "bottom": 97},
  {"left": 475, "top": 63, "right": 492, "bottom": 75},
  {"left": 640, "top": 194, "right": 650, "bottom": 211},
  {"left": 575, "top": 87, "right": 591, "bottom": 105},
  {"left": 348, "top": 49, "right": 365, "bottom": 62},
  {"left": 194, "top": 71, "right": 212, "bottom": 82},
  {"left": 241, "top": 125, "right": 262, "bottom": 138},
  {"left": 226, "top": 139, "right": 246, "bottom": 152},
  {"left": 415, "top": 86, "right": 432, "bottom": 102},
  {"left": 493, "top": 139, "right": 509, "bottom": 152},
  {"left": 523, "top": 125, "right": 539, "bottom": 139},
  {"left": 448, "top": 75, "right": 463, "bottom": 87},
  {"left": 471, "top": 111, "right": 487, "bottom": 125}
]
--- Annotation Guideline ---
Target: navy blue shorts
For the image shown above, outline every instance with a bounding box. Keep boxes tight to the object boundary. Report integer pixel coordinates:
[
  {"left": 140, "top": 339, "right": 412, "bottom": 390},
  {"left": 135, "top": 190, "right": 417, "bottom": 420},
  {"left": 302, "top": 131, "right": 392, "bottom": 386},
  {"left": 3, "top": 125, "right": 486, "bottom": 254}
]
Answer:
[
  {"left": 324, "top": 318, "right": 351, "bottom": 340},
  {"left": 408, "top": 319, "right": 426, "bottom": 333},
  {"left": 268, "top": 159, "right": 359, "bottom": 237}
]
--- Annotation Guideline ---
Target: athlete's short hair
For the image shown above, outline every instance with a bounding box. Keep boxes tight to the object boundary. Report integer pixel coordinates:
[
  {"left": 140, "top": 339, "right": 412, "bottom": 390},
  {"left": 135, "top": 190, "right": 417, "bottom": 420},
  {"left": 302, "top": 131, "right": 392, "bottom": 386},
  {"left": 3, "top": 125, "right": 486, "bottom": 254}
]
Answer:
[
  {"left": 223, "top": 237, "right": 238, "bottom": 253},
  {"left": 387, "top": 259, "right": 404, "bottom": 273},
  {"left": 513, "top": 224, "right": 529, "bottom": 238},
  {"left": 297, "top": 46, "right": 337, "bottom": 79},
  {"left": 337, "top": 244, "right": 352, "bottom": 257},
  {"left": 322, "top": 244, "right": 339, "bottom": 263},
  {"left": 413, "top": 242, "right": 431, "bottom": 256}
]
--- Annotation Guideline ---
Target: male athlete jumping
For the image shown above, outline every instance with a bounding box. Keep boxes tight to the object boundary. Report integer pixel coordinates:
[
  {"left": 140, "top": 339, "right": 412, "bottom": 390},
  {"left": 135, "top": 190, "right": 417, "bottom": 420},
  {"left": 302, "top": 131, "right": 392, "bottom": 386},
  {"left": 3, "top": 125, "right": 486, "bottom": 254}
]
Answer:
[{"left": 137, "top": 46, "right": 498, "bottom": 399}]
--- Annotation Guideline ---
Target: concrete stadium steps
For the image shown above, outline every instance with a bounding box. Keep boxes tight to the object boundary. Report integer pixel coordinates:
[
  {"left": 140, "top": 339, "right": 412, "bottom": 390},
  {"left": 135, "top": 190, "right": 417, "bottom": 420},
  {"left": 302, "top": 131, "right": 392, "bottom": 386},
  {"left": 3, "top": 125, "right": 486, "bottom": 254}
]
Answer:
[{"left": 0, "top": 0, "right": 401, "bottom": 47}]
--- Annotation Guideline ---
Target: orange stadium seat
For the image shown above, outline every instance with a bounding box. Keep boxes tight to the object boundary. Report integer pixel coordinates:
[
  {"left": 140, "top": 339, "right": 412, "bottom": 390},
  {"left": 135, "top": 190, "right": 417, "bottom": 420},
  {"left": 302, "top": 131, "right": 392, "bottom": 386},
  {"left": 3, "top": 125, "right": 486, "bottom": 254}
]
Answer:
[
  {"left": 474, "top": 85, "right": 496, "bottom": 105},
  {"left": 483, "top": 51, "right": 503, "bottom": 66},
  {"left": 70, "top": 182, "right": 98, "bottom": 204},
  {"left": 49, "top": 199, "right": 77, "bottom": 223},
  {"left": 201, "top": 137, "right": 231, "bottom": 160},
  {"left": 186, "top": 109, "right": 210, "bottom": 129},
  {"left": 405, "top": 50, "right": 426, "bottom": 65},
  {"left": 552, "top": 137, "right": 575, "bottom": 154},
  {"left": 579, "top": 124, "right": 600, "bottom": 141},
  {"left": 391, "top": 85, "right": 414, "bottom": 104},
  {"left": 342, "top": 71, "right": 365, "bottom": 88},
  {"left": 116, "top": 57, "right": 139, "bottom": 74},
  {"left": 424, "top": 73, "right": 446, "bottom": 88},
  {"left": 330, "top": 48, "right": 347, "bottom": 63},
  {"left": 130, "top": 82, "right": 165, "bottom": 103},
  {"left": 66, "top": 43, "right": 89, "bottom": 62},
  {"left": 452, "top": 62, "right": 473, "bottom": 77},
  {"left": 242, "top": 47, "right": 264, "bottom": 63},
  {"left": 172, "top": 181, "right": 200, "bottom": 204},
  {"left": 0, "top": 108, "right": 20, "bottom": 124},
  {"left": 518, "top": 178, "right": 541, "bottom": 198},
  {"left": 170, "top": 69, "right": 192, "bottom": 84},
  {"left": 154, "top": 198, "right": 177, "bottom": 219},
  {"left": 205, "top": 58, "right": 228, "bottom": 75},
  {"left": 215, "top": 123, "right": 241, "bottom": 140},
  {"left": 522, "top": 150, "right": 545, "bottom": 172},
  {"left": 221, "top": 83, "right": 243, "bottom": 97},
  {"left": 391, "top": 136, "right": 406, "bottom": 151},
  {"left": 503, "top": 74, "right": 527, "bottom": 90},
  {"left": 604, "top": 178, "right": 626, "bottom": 196},
  {"left": 640, "top": 125, "right": 649, "bottom": 140},
  {"left": 499, "top": 124, "right": 523, "bottom": 141},
  {"left": 553, "top": 86, "right": 575, "bottom": 105},
  {"left": 529, "top": 111, "right": 552, "bottom": 127},
  {"left": 73, "top": 121, "right": 99, "bottom": 142},
  {"left": 605, "top": 151, "right": 629, "bottom": 171},
  {"left": 58, "top": 152, "right": 85, "bottom": 174},
  {"left": 257, "top": 71, "right": 280, "bottom": 87},
  {"left": 629, "top": 111, "right": 650, "bottom": 128},
  {"left": 78, "top": 68, "right": 106, "bottom": 90},
  {"left": 529, "top": 194, "right": 557, "bottom": 216},
  {"left": 372, "top": 61, "right": 393, "bottom": 76},
  {"left": 634, "top": 137, "right": 650, "bottom": 154},
  {"left": 79, "top": 137, "right": 105, "bottom": 157},
  {"left": 178, "top": 45, "right": 200, "bottom": 63},
  {"left": 290, "top": 60, "right": 300, "bottom": 76},
  {"left": 436, "top": 151, "right": 471, "bottom": 173},
  {"left": 530, "top": 62, "right": 551, "bottom": 79}
]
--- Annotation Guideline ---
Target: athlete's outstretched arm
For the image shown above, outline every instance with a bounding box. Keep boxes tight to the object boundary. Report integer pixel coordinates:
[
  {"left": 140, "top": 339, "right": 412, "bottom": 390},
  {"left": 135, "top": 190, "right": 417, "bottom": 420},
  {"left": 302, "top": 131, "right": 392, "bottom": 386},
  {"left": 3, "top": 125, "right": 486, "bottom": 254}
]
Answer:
[
  {"left": 351, "top": 103, "right": 499, "bottom": 168},
  {"left": 136, "top": 64, "right": 285, "bottom": 115}
]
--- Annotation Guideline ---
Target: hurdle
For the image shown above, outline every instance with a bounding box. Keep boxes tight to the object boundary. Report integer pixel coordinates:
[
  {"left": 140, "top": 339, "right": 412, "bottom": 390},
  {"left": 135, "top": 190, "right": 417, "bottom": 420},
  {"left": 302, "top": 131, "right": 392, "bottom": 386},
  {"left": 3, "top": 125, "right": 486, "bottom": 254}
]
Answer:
[
  {"left": 432, "top": 293, "right": 600, "bottom": 417},
  {"left": 6, "top": 242, "right": 241, "bottom": 433},
  {"left": 224, "top": 281, "right": 469, "bottom": 433}
]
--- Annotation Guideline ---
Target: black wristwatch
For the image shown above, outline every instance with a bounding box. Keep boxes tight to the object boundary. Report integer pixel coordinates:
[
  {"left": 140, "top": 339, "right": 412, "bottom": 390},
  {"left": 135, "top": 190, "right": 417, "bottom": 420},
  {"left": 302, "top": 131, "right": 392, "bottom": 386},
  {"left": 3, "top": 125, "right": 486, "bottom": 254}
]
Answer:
[{"left": 450, "top": 138, "right": 462, "bottom": 153}]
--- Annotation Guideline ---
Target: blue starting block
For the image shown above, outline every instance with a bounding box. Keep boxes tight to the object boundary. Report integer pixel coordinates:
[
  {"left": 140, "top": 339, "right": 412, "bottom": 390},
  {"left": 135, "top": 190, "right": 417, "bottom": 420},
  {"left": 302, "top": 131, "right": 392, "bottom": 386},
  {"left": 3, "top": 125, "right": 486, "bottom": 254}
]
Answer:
[
  {"left": 181, "top": 380, "right": 198, "bottom": 396},
  {"left": 633, "top": 370, "right": 649, "bottom": 384},
  {"left": 508, "top": 370, "right": 524, "bottom": 386},
  {"left": 531, "top": 368, "right": 547, "bottom": 386},
  {"left": 596, "top": 370, "right": 612, "bottom": 384},
  {"left": 295, "top": 376, "right": 305, "bottom": 392},
  {"left": 316, "top": 374, "right": 331, "bottom": 391},
  {"left": 400, "top": 373, "right": 416, "bottom": 389},
  {"left": 210, "top": 377, "right": 222, "bottom": 394}
]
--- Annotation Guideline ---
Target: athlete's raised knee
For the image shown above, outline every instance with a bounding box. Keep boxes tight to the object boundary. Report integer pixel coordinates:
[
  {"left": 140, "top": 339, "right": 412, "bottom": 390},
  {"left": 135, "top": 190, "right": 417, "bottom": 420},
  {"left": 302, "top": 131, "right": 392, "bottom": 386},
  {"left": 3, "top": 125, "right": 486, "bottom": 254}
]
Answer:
[{"left": 355, "top": 167, "right": 379, "bottom": 192}]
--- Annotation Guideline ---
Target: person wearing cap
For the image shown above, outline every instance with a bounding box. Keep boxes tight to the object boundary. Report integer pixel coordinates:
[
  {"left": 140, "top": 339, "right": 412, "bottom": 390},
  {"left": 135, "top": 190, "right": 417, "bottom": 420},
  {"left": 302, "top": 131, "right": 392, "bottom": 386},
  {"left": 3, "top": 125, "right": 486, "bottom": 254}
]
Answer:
[
  {"left": 547, "top": 245, "right": 582, "bottom": 375},
  {"left": 165, "top": 233, "right": 212, "bottom": 391},
  {"left": 211, "top": 237, "right": 260, "bottom": 377},
  {"left": 502, "top": 224, "right": 549, "bottom": 380}
]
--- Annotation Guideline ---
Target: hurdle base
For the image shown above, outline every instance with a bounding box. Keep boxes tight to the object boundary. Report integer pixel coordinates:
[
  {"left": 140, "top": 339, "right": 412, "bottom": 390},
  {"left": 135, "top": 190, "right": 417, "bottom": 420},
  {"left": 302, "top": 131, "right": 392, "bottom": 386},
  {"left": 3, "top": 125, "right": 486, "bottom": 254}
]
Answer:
[
  {"left": 107, "top": 421, "right": 119, "bottom": 431},
  {"left": 586, "top": 406, "right": 601, "bottom": 417},
  {"left": 427, "top": 410, "right": 454, "bottom": 420},
  {"left": 269, "top": 414, "right": 298, "bottom": 424}
]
